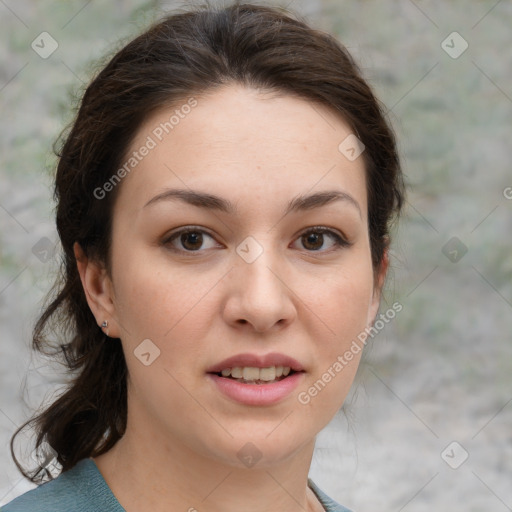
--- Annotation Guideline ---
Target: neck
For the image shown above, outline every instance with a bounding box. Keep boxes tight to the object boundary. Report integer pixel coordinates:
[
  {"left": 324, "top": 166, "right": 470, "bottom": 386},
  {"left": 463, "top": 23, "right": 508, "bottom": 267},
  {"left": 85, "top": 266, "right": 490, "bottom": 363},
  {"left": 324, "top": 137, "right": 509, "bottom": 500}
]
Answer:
[{"left": 93, "top": 408, "right": 323, "bottom": 512}]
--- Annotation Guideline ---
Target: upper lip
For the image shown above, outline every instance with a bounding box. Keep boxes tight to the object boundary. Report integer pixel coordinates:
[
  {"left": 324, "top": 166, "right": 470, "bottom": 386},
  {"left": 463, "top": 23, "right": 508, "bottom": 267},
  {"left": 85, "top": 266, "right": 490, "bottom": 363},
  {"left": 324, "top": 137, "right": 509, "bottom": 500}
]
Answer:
[{"left": 206, "top": 352, "right": 305, "bottom": 373}]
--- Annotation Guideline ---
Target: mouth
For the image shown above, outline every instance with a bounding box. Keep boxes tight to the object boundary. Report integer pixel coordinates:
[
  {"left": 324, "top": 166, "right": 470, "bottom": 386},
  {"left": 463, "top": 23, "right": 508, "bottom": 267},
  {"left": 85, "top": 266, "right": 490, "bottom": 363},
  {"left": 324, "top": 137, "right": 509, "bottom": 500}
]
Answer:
[{"left": 209, "top": 366, "right": 302, "bottom": 385}]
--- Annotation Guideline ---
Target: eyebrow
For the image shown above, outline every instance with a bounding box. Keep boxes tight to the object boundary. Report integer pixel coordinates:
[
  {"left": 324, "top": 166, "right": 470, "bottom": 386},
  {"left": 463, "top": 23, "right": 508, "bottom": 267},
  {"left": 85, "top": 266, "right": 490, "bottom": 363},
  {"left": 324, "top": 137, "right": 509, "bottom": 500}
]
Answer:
[{"left": 143, "top": 188, "right": 362, "bottom": 218}]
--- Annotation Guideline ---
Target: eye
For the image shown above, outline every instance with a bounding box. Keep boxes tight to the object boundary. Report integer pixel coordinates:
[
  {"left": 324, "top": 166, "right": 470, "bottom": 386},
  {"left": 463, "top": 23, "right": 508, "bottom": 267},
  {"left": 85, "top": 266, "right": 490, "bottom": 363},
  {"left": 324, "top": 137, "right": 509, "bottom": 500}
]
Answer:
[
  {"left": 163, "top": 227, "right": 220, "bottom": 253},
  {"left": 292, "top": 227, "right": 351, "bottom": 252},
  {"left": 162, "top": 225, "right": 351, "bottom": 255}
]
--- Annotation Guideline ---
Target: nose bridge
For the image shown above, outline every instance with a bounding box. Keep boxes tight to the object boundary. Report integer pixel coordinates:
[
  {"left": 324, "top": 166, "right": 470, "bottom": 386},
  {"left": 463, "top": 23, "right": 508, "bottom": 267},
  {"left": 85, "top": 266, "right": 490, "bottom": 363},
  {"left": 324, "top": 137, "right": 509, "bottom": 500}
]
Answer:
[
  {"left": 226, "top": 234, "right": 295, "bottom": 331},
  {"left": 237, "top": 234, "right": 283, "bottom": 299}
]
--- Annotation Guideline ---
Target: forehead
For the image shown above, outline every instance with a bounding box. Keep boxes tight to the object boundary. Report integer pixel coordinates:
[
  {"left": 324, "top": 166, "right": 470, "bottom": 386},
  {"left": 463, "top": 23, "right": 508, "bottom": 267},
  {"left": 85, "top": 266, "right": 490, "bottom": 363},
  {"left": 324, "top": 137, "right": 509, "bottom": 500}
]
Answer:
[{"left": 113, "top": 84, "right": 368, "bottom": 220}]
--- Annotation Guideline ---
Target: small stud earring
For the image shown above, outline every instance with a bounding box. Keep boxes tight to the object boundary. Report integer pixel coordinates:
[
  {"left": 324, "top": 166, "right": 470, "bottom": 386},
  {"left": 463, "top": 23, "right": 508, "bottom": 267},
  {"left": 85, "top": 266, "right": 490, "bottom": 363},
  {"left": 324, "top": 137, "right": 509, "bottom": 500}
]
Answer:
[{"left": 100, "top": 320, "right": 109, "bottom": 336}]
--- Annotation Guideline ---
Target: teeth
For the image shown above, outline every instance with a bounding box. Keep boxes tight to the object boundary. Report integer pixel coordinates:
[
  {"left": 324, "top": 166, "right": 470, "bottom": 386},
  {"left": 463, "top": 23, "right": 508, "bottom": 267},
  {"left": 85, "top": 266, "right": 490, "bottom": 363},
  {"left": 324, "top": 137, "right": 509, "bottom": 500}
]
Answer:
[
  {"left": 219, "top": 366, "right": 293, "bottom": 381},
  {"left": 243, "top": 367, "right": 261, "bottom": 381},
  {"left": 231, "top": 367, "right": 243, "bottom": 378},
  {"left": 259, "top": 367, "right": 276, "bottom": 381}
]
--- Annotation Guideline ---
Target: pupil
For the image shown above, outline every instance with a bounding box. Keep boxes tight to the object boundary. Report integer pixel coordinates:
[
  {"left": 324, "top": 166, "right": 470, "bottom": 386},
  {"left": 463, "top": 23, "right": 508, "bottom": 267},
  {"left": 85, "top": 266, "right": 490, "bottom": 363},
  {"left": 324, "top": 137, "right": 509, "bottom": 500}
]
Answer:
[
  {"left": 182, "top": 232, "right": 202, "bottom": 250},
  {"left": 304, "top": 232, "right": 322, "bottom": 250}
]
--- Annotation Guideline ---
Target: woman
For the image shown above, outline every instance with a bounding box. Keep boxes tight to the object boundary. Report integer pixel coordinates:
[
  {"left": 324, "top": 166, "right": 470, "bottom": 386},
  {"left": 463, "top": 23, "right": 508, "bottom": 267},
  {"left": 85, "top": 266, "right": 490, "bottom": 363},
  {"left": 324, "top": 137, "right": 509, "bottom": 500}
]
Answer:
[{"left": 5, "top": 2, "right": 404, "bottom": 511}]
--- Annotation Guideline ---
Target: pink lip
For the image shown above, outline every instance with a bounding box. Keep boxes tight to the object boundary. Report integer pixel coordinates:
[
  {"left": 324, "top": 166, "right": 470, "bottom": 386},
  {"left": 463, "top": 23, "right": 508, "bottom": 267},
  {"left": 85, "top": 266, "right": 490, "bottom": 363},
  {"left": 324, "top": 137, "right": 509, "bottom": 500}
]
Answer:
[
  {"left": 205, "top": 352, "right": 305, "bottom": 373},
  {"left": 207, "top": 372, "right": 305, "bottom": 406}
]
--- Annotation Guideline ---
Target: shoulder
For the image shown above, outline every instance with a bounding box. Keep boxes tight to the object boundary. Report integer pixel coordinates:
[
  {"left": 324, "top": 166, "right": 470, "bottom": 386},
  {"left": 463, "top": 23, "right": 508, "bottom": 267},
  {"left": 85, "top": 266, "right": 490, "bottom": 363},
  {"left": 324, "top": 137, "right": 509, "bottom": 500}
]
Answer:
[
  {"left": 1, "top": 459, "right": 124, "bottom": 512},
  {"left": 308, "top": 478, "right": 353, "bottom": 512}
]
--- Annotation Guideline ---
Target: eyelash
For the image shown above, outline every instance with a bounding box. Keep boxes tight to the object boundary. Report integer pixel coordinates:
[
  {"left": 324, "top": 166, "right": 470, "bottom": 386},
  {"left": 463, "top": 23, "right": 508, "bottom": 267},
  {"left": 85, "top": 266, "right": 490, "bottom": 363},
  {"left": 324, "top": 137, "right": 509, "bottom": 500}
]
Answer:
[{"left": 162, "top": 225, "right": 352, "bottom": 255}]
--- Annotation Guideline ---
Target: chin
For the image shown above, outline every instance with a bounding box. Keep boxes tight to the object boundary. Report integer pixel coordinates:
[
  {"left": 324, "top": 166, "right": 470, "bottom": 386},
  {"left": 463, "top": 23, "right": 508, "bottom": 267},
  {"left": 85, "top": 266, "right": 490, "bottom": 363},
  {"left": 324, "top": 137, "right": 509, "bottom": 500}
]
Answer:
[{"left": 201, "top": 429, "right": 314, "bottom": 470}]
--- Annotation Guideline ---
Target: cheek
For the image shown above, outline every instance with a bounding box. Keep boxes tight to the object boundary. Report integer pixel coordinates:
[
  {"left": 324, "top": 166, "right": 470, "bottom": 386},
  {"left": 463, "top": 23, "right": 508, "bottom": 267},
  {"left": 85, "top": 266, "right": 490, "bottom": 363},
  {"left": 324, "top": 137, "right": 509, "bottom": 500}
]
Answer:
[
  {"left": 307, "top": 262, "right": 375, "bottom": 343},
  {"left": 112, "top": 256, "right": 214, "bottom": 407},
  {"left": 296, "top": 261, "right": 374, "bottom": 416},
  {"left": 111, "top": 248, "right": 221, "bottom": 352}
]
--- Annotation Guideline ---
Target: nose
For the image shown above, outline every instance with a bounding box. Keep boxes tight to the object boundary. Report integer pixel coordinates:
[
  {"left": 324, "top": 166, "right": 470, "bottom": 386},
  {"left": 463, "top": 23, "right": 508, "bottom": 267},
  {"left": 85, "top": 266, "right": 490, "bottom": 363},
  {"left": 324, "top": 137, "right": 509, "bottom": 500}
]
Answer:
[{"left": 222, "top": 241, "right": 297, "bottom": 333}]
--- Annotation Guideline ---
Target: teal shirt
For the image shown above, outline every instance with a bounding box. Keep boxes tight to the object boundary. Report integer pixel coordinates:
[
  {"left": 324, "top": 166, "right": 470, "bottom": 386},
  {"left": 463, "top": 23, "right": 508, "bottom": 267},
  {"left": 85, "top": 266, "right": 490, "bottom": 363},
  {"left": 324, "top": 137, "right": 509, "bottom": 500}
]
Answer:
[{"left": 1, "top": 458, "right": 352, "bottom": 512}]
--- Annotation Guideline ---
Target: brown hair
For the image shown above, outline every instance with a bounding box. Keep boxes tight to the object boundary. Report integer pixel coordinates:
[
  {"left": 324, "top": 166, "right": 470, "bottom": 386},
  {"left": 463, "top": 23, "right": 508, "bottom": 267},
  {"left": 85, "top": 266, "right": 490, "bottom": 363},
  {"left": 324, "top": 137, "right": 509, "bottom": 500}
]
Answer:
[{"left": 11, "top": 1, "right": 404, "bottom": 483}]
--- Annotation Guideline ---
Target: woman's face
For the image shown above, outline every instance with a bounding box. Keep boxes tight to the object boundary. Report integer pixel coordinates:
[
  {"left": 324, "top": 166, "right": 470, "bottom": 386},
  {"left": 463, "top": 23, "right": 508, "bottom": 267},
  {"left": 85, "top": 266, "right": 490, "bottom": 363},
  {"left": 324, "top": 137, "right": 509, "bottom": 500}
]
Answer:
[{"left": 100, "top": 84, "right": 385, "bottom": 467}]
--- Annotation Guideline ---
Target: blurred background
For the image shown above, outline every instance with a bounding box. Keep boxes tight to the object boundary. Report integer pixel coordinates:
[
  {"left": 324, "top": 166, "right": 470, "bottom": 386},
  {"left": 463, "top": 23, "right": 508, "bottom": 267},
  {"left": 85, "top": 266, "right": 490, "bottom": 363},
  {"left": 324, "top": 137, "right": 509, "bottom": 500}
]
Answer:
[{"left": 0, "top": 1, "right": 511, "bottom": 510}]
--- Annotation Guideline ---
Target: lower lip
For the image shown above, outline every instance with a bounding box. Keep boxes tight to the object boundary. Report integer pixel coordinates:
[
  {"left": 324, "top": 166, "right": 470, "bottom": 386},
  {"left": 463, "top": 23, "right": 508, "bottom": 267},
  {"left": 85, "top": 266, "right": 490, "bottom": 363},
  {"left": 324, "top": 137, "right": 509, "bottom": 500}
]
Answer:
[{"left": 207, "top": 372, "right": 305, "bottom": 406}]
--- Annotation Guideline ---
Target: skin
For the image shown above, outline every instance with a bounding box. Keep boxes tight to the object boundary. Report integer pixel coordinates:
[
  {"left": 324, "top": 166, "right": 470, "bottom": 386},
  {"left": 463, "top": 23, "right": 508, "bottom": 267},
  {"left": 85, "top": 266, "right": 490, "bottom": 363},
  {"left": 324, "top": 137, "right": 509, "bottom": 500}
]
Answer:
[{"left": 74, "top": 83, "right": 388, "bottom": 512}]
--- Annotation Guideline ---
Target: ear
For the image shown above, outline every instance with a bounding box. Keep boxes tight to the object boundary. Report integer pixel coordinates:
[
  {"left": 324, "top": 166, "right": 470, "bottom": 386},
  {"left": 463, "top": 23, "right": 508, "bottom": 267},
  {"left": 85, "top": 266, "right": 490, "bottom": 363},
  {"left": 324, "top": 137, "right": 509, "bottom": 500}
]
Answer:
[
  {"left": 73, "top": 242, "right": 120, "bottom": 338},
  {"left": 367, "top": 247, "right": 389, "bottom": 326}
]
